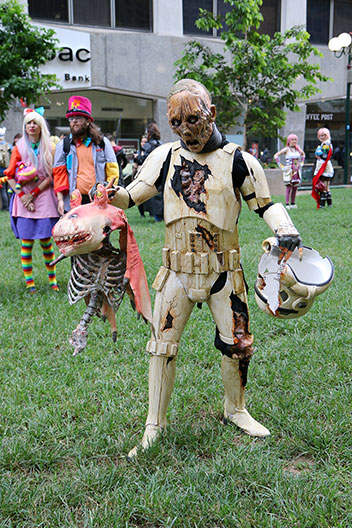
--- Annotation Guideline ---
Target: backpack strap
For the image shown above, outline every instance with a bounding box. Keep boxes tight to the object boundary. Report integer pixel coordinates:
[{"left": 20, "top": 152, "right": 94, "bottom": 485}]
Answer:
[{"left": 63, "top": 136, "right": 71, "bottom": 156}]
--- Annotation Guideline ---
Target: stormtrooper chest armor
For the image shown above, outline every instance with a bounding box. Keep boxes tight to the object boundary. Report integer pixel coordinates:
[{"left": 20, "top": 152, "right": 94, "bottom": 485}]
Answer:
[
  {"left": 164, "top": 142, "right": 241, "bottom": 232},
  {"left": 161, "top": 142, "right": 243, "bottom": 276}
]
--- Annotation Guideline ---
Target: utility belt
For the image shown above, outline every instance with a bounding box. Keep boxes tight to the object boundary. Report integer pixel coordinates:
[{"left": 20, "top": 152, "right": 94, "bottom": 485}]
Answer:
[{"left": 162, "top": 246, "right": 240, "bottom": 274}]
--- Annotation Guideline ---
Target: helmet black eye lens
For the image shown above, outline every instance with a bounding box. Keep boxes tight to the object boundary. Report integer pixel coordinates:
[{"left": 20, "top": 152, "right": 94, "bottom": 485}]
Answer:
[{"left": 279, "top": 290, "right": 288, "bottom": 302}]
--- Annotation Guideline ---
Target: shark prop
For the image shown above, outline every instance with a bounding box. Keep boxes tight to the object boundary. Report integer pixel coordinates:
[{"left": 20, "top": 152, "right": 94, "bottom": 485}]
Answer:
[{"left": 51, "top": 185, "right": 152, "bottom": 355}]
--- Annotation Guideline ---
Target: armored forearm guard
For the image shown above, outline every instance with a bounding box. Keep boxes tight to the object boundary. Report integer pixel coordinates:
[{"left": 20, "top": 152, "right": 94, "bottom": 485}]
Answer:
[
  {"left": 110, "top": 187, "right": 130, "bottom": 210},
  {"left": 126, "top": 179, "right": 158, "bottom": 206},
  {"left": 263, "top": 202, "right": 299, "bottom": 237}
]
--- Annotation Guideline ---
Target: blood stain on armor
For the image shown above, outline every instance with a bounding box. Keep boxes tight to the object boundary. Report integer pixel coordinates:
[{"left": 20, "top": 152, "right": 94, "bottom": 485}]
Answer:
[
  {"left": 229, "top": 293, "right": 253, "bottom": 360},
  {"left": 239, "top": 358, "right": 250, "bottom": 387},
  {"left": 162, "top": 311, "right": 174, "bottom": 331},
  {"left": 171, "top": 156, "right": 211, "bottom": 213},
  {"left": 195, "top": 225, "right": 214, "bottom": 249}
]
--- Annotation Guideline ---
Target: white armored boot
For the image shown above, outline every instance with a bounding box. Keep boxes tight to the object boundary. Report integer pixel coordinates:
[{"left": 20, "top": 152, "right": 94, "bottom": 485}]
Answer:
[
  {"left": 221, "top": 355, "right": 270, "bottom": 437},
  {"left": 128, "top": 355, "right": 176, "bottom": 458}
]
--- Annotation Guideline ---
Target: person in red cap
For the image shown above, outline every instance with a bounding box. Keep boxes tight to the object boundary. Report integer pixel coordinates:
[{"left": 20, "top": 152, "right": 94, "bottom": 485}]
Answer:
[{"left": 53, "top": 95, "right": 119, "bottom": 215}]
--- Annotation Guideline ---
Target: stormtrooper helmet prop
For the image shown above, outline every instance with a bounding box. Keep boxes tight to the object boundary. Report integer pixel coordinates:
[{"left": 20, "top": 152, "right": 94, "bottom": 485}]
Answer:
[{"left": 255, "top": 238, "right": 334, "bottom": 319}]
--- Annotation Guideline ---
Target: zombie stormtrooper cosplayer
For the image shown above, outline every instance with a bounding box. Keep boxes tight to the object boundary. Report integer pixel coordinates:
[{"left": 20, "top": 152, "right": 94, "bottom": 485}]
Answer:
[{"left": 110, "top": 79, "right": 302, "bottom": 457}]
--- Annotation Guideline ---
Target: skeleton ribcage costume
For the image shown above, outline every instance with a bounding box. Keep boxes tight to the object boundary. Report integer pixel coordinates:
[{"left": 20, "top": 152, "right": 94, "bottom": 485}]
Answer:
[
  {"left": 69, "top": 247, "right": 128, "bottom": 312},
  {"left": 68, "top": 245, "right": 128, "bottom": 355}
]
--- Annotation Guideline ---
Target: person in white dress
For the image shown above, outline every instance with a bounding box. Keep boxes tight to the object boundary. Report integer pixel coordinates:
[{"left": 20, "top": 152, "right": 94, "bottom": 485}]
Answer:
[{"left": 274, "top": 134, "right": 305, "bottom": 209}]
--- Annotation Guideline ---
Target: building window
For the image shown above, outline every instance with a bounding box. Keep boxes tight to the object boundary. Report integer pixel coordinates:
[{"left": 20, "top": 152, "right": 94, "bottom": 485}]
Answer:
[
  {"left": 38, "top": 89, "right": 153, "bottom": 141},
  {"left": 183, "top": 0, "right": 281, "bottom": 37},
  {"left": 28, "top": 0, "right": 152, "bottom": 30},
  {"left": 307, "top": 0, "right": 330, "bottom": 44},
  {"left": 115, "top": 0, "right": 152, "bottom": 30},
  {"left": 260, "top": 0, "right": 281, "bottom": 37},
  {"left": 73, "top": 0, "right": 111, "bottom": 27},
  {"left": 183, "top": 0, "right": 213, "bottom": 36},
  {"left": 28, "top": 0, "right": 69, "bottom": 22},
  {"left": 333, "top": 0, "right": 352, "bottom": 36}
]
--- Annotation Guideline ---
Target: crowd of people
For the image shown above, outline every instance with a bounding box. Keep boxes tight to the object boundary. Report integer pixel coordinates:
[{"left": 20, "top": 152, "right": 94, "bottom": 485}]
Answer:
[
  {"left": 0, "top": 96, "right": 167, "bottom": 294},
  {"left": 0, "top": 93, "right": 339, "bottom": 297}
]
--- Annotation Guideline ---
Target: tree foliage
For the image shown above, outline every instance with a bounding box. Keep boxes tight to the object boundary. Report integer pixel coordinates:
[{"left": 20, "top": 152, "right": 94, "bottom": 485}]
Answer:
[
  {"left": 174, "top": 0, "right": 329, "bottom": 148},
  {"left": 0, "top": 0, "right": 60, "bottom": 120}
]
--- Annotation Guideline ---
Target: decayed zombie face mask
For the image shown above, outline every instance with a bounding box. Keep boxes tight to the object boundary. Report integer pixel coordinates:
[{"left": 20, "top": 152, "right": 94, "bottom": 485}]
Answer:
[{"left": 167, "top": 90, "right": 216, "bottom": 153}]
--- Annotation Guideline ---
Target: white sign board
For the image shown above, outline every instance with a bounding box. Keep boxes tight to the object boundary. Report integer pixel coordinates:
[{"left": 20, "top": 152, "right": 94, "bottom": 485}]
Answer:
[{"left": 37, "top": 25, "right": 91, "bottom": 89}]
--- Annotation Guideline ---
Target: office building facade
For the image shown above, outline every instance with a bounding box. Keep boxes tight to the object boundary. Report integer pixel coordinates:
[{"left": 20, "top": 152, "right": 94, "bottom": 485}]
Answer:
[{"left": 2, "top": 0, "right": 351, "bottom": 161}]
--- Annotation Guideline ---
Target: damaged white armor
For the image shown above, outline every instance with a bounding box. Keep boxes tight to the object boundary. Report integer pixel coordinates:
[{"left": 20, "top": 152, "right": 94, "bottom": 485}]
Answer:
[
  {"left": 121, "top": 139, "right": 281, "bottom": 458},
  {"left": 140, "top": 140, "right": 272, "bottom": 355},
  {"left": 111, "top": 80, "right": 303, "bottom": 457}
]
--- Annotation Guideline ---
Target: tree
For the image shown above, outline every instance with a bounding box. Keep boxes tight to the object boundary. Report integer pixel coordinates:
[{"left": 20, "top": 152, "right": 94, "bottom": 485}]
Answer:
[
  {"left": 174, "top": 0, "right": 329, "bottom": 149},
  {"left": 0, "top": 0, "right": 60, "bottom": 120}
]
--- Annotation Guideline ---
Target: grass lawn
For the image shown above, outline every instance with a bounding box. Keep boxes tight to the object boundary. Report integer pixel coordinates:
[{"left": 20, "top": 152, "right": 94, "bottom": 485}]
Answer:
[{"left": 0, "top": 188, "right": 351, "bottom": 527}]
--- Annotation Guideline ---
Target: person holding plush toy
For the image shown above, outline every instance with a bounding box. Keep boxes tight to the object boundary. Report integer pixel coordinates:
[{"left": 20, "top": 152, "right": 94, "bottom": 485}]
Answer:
[
  {"left": 4, "top": 108, "right": 60, "bottom": 293},
  {"left": 311, "top": 128, "right": 334, "bottom": 209}
]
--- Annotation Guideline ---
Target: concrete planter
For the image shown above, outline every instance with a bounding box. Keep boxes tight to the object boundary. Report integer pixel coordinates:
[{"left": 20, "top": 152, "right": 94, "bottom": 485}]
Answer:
[
  {"left": 264, "top": 166, "right": 347, "bottom": 197},
  {"left": 263, "top": 168, "right": 286, "bottom": 196}
]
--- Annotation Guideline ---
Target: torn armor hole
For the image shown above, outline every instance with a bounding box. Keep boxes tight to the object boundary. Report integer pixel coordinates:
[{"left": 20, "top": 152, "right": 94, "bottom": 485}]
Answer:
[
  {"left": 171, "top": 156, "right": 211, "bottom": 213},
  {"left": 162, "top": 311, "right": 174, "bottom": 331}
]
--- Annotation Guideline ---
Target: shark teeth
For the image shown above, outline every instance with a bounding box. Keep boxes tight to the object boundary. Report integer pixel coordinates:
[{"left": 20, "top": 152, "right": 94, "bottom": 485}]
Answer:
[{"left": 56, "top": 232, "right": 91, "bottom": 246}]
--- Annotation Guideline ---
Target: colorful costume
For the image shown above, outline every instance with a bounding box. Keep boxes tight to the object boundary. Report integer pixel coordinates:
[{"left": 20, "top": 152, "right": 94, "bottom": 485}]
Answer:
[
  {"left": 53, "top": 136, "right": 119, "bottom": 212},
  {"left": 274, "top": 136, "right": 305, "bottom": 209},
  {"left": 5, "top": 133, "right": 59, "bottom": 292},
  {"left": 6, "top": 139, "right": 59, "bottom": 239},
  {"left": 14, "top": 161, "right": 38, "bottom": 189},
  {"left": 53, "top": 95, "right": 119, "bottom": 213},
  {"left": 312, "top": 139, "right": 334, "bottom": 208}
]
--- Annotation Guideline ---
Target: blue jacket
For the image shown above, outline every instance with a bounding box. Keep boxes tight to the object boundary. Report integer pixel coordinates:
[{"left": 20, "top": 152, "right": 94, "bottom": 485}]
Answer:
[{"left": 53, "top": 135, "right": 119, "bottom": 210}]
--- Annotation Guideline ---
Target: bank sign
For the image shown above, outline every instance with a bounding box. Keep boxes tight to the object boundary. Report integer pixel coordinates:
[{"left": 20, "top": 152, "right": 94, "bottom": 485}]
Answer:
[{"left": 38, "top": 25, "right": 91, "bottom": 89}]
